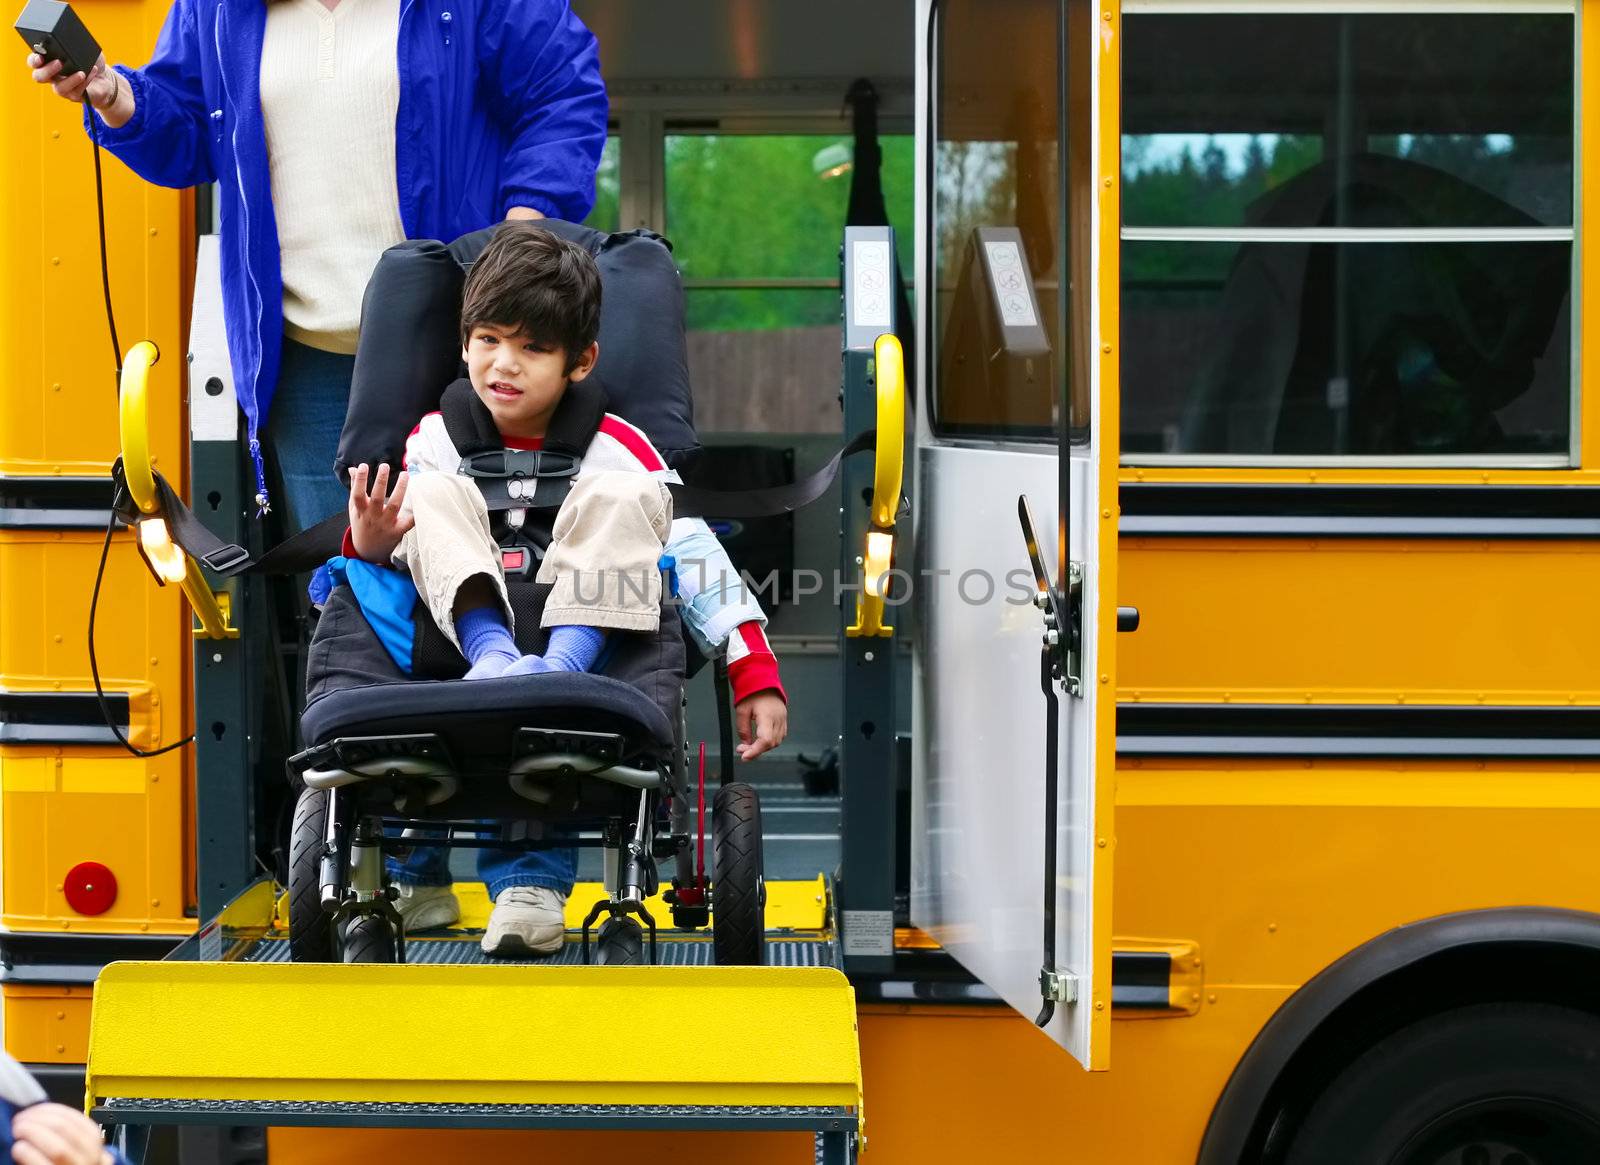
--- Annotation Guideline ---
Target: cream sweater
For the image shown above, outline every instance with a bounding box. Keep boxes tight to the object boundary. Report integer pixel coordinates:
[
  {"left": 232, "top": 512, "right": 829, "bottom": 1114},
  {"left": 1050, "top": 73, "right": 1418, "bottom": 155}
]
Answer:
[{"left": 260, "top": 0, "right": 405, "bottom": 354}]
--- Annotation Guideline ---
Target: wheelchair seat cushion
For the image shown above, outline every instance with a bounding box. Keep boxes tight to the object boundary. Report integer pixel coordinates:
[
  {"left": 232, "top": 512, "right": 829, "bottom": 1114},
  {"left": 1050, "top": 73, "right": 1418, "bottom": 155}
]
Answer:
[{"left": 300, "top": 669, "right": 675, "bottom": 762}]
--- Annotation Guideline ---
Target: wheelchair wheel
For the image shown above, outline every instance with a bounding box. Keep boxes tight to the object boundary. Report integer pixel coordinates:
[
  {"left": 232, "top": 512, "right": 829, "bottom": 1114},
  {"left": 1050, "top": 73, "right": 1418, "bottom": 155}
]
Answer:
[
  {"left": 711, "top": 782, "right": 765, "bottom": 966},
  {"left": 287, "top": 787, "right": 335, "bottom": 963},
  {"left": 341, "top": 913, "right": 397, "bottom": 963},
  {"left": 594, "top": 916, "right": 645, "bottom": 965}
]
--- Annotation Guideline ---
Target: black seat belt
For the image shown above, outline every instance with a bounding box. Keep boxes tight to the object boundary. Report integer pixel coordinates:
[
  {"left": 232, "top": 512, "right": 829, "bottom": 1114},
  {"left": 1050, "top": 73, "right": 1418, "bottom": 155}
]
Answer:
[{"left": 127, "top": 427, "right": 883, "bottom": 579}]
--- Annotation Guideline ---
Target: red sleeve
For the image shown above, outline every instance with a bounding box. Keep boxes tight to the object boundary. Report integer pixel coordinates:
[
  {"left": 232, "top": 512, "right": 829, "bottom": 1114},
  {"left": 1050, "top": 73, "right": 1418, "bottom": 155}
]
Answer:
[
  {"left": 341, "top": 527, "right": 360, "bottom": 560},
  {"left": 727, "top": 622, "right": 785, "bottom": 704}
]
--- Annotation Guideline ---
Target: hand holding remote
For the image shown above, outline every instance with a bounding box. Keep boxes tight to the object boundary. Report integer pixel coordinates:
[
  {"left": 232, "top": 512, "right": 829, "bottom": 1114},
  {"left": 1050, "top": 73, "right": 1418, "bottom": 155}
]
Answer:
[{"left": 27, "top": 47, "right": 114, "bottom": 107}]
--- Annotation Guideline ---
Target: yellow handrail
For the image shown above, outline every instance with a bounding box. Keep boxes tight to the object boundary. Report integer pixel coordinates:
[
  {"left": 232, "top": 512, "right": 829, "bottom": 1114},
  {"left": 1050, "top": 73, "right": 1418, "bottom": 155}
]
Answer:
[
  {"left": 117, "top": 342, "right": 238, "bottom": 639},
  {"left": 117, "top": 341, "right": 162, "bottom": 515},
  {"left": 848, "top": 333, "right": 906, "bottom": 638}
]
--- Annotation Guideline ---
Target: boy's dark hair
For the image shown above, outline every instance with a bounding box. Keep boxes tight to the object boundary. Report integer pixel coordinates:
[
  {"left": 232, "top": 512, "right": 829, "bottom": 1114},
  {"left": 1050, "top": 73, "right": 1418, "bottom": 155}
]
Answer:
[{"left": 460, "top": 223, "right": 603, "bottom": 373}]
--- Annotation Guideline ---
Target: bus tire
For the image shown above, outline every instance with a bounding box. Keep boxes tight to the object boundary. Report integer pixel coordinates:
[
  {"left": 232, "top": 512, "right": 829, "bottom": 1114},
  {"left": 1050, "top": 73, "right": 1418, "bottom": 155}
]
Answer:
[
  {"left": 287, "top": 787, "right": 334, "bottom": 963},
  {"left": 1284, "top": 1002, "right": 1600, "bottom": 1165},
  {"left": 711, "top": 782, "right": 765, "bottom": 966}
]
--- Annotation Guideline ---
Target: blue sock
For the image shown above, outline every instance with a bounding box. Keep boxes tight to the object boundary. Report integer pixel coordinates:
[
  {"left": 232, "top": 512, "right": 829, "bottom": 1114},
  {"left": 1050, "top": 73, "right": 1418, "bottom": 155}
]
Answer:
[
  {"left": 456, "top": 607, "right": 519, "bottom": 679},
  {"left": 502, "top": 625, "right": 606, "bottom": 677}
]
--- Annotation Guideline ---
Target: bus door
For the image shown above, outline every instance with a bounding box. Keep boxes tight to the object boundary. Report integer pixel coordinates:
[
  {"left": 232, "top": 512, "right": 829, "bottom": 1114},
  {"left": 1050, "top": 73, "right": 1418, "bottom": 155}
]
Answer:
[{"left": 909, "top": 0, "right": 1115, "bottom": 1068}]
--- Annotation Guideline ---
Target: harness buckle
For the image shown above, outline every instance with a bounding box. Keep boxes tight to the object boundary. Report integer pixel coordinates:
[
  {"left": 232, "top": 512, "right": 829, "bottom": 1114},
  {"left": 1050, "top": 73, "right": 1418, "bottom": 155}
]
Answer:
[{"left": 459, "top": 449, "right": 579, "bottom": 481}]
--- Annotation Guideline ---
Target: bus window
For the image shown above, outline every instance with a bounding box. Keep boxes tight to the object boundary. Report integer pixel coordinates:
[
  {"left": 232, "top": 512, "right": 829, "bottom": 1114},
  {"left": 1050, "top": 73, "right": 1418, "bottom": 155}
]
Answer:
[
  {"left": 1120, "top": 8, "right": 1576, "bottom": 464},
  {"left": 584, "top": 134, "right": 621, "bottom": 233},
  {"left": 930, "top": 0, "right": 1069, "bottom": 441},
  {"left": 664, "top": 131, "right": 914, "bottom": 433}
]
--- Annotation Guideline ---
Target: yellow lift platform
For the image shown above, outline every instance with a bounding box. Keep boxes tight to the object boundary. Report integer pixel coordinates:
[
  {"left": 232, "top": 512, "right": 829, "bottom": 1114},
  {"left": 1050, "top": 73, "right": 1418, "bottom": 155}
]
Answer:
[{"left": 86, "top": 878, "right": 863, "bottom": 1161}]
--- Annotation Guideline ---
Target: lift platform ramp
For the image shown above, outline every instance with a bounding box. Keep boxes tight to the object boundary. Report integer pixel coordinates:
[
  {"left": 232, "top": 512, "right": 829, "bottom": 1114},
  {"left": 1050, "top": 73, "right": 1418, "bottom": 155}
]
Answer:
[{"left": 84, "top": 879, "right": 863, "bottom": 1162}]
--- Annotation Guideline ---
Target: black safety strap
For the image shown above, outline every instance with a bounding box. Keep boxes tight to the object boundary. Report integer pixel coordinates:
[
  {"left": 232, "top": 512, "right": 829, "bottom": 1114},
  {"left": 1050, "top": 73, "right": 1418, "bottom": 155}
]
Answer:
[
  {"left": 117, "top": 461, "right": 349, "bottom": 578},
  {"left": 439, "top": 376, "right": 608, "bottom": 460},
  {"left": 669, "top": 428, "right": 879, "bottom": 519},
  {"left": 127, "top": 427, "right": 884, "bottom": 578}
]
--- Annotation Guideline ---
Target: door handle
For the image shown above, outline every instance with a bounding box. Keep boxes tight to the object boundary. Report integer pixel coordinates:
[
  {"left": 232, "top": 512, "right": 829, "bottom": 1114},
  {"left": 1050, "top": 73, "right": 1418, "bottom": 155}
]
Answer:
[{"left": 1117, "top": 607, "right": 1140, "bottom": 633}]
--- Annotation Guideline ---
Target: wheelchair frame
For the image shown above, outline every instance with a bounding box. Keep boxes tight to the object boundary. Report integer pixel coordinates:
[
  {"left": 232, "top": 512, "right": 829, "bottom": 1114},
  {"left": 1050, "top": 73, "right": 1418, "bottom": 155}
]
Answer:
[{"left": 285, "top": 687, "right": 760, "bottom": 965}]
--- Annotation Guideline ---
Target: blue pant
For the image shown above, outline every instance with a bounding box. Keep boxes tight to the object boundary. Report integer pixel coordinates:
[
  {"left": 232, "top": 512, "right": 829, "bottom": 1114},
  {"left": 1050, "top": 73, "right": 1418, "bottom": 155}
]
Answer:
[{"left": 266, "top": 338, "right": 578, "bottom": 899}]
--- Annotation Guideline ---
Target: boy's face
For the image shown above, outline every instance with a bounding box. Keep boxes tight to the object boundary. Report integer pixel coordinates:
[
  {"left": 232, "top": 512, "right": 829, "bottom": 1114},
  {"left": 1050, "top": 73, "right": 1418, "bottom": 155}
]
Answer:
[{"left": 461, "top": 324, "right": 599, "bottom": 439}]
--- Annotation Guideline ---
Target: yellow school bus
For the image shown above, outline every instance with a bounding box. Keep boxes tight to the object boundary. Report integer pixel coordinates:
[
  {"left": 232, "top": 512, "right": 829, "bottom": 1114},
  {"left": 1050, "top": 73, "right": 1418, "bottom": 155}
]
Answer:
[{"left": 5, "top": 0, "right": 1600, "bottom": 1162}]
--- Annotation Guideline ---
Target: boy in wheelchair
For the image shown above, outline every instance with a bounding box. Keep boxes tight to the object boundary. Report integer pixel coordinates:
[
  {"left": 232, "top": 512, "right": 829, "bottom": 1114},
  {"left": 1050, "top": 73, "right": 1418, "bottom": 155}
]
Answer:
[{"left": 293, "top": 223, "right": 787, "bottom": 961}]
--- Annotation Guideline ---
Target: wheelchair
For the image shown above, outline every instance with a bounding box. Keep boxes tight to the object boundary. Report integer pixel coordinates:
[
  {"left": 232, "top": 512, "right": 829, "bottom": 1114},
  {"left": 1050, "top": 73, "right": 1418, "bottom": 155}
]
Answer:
[{"left": 281, "top": 221, "right": 767, "bottom": 967}]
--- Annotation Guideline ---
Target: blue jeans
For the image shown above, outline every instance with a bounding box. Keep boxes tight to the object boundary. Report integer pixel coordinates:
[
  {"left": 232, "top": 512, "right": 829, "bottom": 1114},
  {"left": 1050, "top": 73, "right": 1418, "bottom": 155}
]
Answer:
[
  {"left": 386, "top": 834, "right": 578, "bottom": 900},
  {"left": 267, "top": 339, "right": 578, "bottom": 898},
  {"left": 262, "top": 338, "right": 354, "bottom": 535}
]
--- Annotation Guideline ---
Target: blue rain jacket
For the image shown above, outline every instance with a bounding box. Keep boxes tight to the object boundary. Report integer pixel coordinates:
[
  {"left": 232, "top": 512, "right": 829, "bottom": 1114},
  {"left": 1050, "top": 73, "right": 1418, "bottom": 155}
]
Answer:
[{"left": 86, "top": 0, "right": 607, "bottom": 508}]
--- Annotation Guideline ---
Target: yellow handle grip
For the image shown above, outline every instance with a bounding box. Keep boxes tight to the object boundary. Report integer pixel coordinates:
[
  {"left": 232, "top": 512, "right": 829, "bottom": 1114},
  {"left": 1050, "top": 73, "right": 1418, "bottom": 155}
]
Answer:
[
  {"left": 868, "top": 333, "right": 905, "bottom": 529},
  {"left": 849, "top": 334, "right": 906, "bottom": 639},
  {"left": 117, "top": 341, "right": 162, "bottom": 515},
  {"left": 117, "top": 341, "right": 238, "bottom": 639}
]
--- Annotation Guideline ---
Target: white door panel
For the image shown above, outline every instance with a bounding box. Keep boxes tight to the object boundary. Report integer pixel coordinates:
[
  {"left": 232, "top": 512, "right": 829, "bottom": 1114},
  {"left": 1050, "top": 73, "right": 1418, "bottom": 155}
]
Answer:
[{"left": 910, "top": 443, "right": 1102, "bottom": 1065}]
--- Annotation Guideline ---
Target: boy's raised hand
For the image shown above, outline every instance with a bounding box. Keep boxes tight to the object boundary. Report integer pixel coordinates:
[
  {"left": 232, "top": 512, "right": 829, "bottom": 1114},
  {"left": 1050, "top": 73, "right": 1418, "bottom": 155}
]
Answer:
[
  {"left": 347, "top": 463, "right": 413, "bottom": 565},
  {"left": 734, "top": 691, "right": 787, "bottom": 761}
]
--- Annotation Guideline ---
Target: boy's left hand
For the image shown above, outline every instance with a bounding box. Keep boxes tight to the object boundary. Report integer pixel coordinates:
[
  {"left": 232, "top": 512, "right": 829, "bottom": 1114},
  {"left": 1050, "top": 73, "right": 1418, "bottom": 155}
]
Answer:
[
  {"left": 11, "top": 1102, "right": 113, "bottom": 1165},
  {"left": 734, "top": 691, "right": 787, "bottom": 761}
]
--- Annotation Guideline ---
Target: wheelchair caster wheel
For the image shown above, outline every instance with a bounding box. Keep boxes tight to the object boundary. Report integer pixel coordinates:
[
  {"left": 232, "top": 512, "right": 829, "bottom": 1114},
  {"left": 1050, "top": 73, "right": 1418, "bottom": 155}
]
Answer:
[
  {"left": 594, "top": 916, "right": 645, "bottom": 965},
  {"left": 341, "top": 913, "right": 398, "bottom": 963}
]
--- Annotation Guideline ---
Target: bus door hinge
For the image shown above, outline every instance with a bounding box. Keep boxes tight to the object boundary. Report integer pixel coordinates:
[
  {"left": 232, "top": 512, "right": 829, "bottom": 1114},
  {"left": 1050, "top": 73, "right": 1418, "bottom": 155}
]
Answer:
[
  {"left": 1040, "top": 968, "right": 1079, "bottom": 1005},
  {"left": 1037, "top": 559, "right": 1083, "bottom": 699}
]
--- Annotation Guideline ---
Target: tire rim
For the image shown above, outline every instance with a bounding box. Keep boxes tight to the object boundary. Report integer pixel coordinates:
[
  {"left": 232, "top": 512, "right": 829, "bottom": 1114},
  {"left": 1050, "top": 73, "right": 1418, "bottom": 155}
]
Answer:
[{"left": 1393, "top": 1096, "right": 1600, "bottom": 1165}]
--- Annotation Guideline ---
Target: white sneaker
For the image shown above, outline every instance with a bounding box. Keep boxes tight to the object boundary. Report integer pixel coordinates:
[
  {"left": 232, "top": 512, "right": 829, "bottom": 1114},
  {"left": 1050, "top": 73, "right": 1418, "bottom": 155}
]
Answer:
[
  {"left": 482, "top": 886, "right": 567, "bottom": 956},
  {"left": 393, "top": 883, "right": 461, "bottom": 932}
]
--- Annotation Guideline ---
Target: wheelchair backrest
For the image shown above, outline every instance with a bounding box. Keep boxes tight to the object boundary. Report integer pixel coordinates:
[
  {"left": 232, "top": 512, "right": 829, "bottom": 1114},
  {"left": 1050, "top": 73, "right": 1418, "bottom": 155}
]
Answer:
[{"left": 334, "top": 221, "right": 699, "bottom": 481}]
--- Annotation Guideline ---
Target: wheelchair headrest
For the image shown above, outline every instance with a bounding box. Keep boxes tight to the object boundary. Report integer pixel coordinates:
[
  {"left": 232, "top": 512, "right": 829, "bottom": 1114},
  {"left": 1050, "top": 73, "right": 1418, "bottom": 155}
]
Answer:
[{"left": 335, "top": 221, "right": 698, "bottom": 481}]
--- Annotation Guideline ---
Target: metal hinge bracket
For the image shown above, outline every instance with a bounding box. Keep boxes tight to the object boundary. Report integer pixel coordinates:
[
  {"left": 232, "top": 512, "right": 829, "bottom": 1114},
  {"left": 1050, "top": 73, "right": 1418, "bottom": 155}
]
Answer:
[{"left": 1039, "top": 968, "right": 1079, "bottom": 1005}]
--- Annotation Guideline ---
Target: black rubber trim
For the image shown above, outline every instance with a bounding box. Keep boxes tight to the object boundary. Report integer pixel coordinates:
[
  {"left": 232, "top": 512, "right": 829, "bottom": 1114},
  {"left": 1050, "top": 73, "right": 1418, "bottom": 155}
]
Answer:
[
  {"left": 1119, "top": 703, "right": 1600, "bottom": 760},
  {"left": 1112, "top": 951, "right": 1172, "bottom": 1010},
  {"left": 0, "top": 476, "right": 114, "bottom": 531},
  {"left": 25, "top": 1063, "right": 86, "bottom": 1108},
  {"left": 0, "top": 932, "right": 184, "bottom": 985},
  {"left": 1198, "top": 907, "right": 1600, "bottom": 1165},
  {"left": 850, "top": 947, "right": 1002, "bottom": 1006},
  {"left": 1121, "top": 482, "right": 1600, "bottom": 539},
  {"left": 91, "top": 1099, "right": 859, "bottom": 1133},
  {"left": 0, "top": 690, "right": 130, "bottom": 746}
]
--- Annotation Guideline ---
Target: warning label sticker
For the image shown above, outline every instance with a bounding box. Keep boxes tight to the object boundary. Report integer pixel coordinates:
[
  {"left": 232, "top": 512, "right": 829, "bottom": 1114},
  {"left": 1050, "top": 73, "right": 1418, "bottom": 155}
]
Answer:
[{"left": 842, "top": 909, "right": 895, "bottom": 957}]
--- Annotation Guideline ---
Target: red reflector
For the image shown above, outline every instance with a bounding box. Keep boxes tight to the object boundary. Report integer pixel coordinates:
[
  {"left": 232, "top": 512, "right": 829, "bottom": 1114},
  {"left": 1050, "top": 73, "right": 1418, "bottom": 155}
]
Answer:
[
  {"left": 63, "top": 861, "right": 117, "bottom": 916},
  {"left": 502, "top": 549, "right": 526, "bottom": 570}
]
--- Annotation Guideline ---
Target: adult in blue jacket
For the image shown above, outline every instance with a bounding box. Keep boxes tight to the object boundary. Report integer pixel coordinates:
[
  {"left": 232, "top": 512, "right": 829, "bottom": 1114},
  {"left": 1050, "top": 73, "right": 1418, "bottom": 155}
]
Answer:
[{"left": 29, "top": 0, "right": 607, "bottom": 530}]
